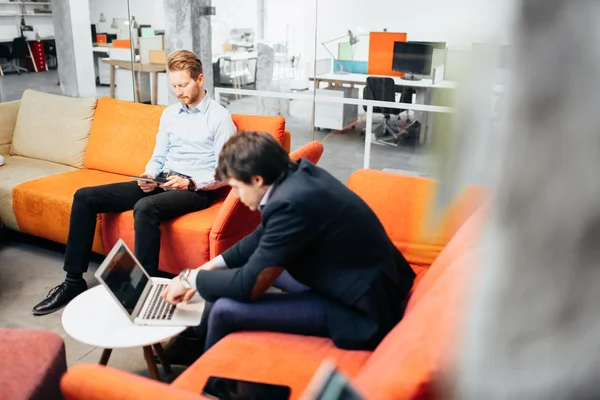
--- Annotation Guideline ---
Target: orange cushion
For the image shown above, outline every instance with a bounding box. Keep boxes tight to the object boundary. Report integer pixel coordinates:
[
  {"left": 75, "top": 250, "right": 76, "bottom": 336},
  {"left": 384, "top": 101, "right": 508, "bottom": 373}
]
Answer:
[
  {"left": 231, "top": 114, "right": 285, "bottom": 144},
  {"left": 101, "top": 198, "right": 226, "bottom": 275},
  {"left": 12, "top": 169, "right": 130, "bottom": 254},
  {"left": 84, "top": 97, "right": 166, "bottom": 176},
  {"left": 173, "top": 332, "right": 372, "bottom": 400},
  {"left": 351, "top": 206, "right": 485, "bottom": 399}
]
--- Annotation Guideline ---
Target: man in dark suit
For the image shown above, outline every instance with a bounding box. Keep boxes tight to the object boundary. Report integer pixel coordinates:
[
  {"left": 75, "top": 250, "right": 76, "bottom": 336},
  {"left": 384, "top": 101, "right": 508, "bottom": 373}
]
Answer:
[{"left": 163, "top": 131, "right": 415, "bottom": 356}]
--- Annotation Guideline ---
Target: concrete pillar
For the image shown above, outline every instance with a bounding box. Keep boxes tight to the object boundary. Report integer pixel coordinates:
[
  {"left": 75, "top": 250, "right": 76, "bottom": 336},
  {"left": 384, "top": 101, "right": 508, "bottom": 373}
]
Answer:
[
  {"left": 163, "top": 0, "right": 213, "bottom": 102},
  {"left": 51, "top": 0, "right": 96, "bottom": 98},
  {"left": 456, "top": 1, "right": 600, "bottom": 399}
]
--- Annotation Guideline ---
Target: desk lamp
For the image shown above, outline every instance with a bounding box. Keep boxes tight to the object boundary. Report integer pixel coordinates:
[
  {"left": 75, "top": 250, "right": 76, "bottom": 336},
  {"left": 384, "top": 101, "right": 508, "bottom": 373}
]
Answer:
[{"left": 321, "top": 30, "right": 356, "bottom": 74}]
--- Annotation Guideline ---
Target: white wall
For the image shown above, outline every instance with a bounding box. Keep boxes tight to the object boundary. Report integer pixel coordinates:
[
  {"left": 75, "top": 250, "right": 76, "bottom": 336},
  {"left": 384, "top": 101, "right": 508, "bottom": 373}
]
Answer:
[
  {"left": 264, "top": 0, "right": 515, "bottom": 62},
  {"left": 211, "top": 0, "right": 258, "bottom": 55},
  {"left": 89, "top": 0, "right": 165, "bottom": 34}
]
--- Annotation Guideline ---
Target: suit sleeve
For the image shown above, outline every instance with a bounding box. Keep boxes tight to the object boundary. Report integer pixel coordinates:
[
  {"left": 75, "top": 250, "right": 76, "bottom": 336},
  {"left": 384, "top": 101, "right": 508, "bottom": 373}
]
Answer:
[
  {"left": 195, "top": 201, "right": 311, "bottom": 302},
  {"left": 220, "top": 225, "right": 264, "bottom": 269}
]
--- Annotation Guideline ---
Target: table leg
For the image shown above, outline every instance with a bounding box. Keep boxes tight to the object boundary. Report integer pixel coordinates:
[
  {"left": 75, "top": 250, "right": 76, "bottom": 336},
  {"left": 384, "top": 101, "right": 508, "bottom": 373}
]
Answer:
[
  {"left": 27, "top": 41, "right": 38, "bottom": 72},
  {"left": 415, "top": 88, "right": 427, "bottom": 144},
  {"left": 152, "top": 343, "right": 171, "bottom": 373},
  {"left": 109, "top": 65, "right": 115, "bottom": 98},
  {"left": 134, "top": 71, "right": 142, "bottom": 103},
  {"left": 99, "top": 348, "right": 112, "bottom": 365},
  {"left": 143, "top": 345, "right": 161, "bottom": 380},
  {"left": 151, "top": 72, "right": 158, "bottom": 105}
]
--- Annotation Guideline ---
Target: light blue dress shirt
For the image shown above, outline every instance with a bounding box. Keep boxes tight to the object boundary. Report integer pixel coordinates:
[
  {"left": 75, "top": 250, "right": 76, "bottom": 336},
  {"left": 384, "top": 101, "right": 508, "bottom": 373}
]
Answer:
[{"left": 144, "top": 93, "right": 237, "bottom": 190}]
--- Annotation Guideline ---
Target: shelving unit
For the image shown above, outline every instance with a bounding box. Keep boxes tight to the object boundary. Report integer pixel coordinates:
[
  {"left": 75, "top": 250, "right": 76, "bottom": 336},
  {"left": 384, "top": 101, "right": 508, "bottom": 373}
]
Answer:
[{"left": 0, "top": 0, "right": 53, "bottom": 40}]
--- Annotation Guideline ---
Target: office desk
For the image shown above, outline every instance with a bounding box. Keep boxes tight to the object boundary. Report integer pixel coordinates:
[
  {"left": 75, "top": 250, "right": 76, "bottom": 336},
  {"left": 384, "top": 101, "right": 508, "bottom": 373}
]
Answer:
[
  {"left": 310, "top": 72, "right": 456, "bottom": 143},
  {"left": 310, "top": 72, "right": 458, "bottom": 90},
  {"left": 102, "top": 59, "right": 166, "bottom": 105}
]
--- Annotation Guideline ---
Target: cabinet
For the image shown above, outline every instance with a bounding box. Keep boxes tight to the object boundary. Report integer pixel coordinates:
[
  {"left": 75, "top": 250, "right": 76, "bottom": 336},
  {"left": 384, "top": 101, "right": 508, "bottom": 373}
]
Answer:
[{"left": 314, "top": 86, "right": 358, "bottom": 131}]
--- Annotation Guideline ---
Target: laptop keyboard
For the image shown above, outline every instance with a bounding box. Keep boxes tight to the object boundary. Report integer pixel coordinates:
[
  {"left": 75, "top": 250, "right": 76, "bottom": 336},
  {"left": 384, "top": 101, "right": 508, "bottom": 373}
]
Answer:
[{"left": 142, "top": 284, "right": 176, "bottom": 320}]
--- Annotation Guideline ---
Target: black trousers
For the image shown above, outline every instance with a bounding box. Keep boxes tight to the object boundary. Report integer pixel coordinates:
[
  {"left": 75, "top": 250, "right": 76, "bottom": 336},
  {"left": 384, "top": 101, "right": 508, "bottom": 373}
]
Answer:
[{"left": 63, "top": 181, "right": 213, "bottom": 276}]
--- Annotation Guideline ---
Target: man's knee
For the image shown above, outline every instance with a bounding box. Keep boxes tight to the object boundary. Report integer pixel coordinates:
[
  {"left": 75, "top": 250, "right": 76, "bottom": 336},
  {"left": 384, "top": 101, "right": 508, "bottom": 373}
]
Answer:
[
  {"left": 133, "top": 197, "right": 158, "bottom": 218},
  {"left": 208, "top": 298, "right": 238, "bottom": 327},
  {"left": 73, "top": 187, "right": 97, "bottom": 206}
]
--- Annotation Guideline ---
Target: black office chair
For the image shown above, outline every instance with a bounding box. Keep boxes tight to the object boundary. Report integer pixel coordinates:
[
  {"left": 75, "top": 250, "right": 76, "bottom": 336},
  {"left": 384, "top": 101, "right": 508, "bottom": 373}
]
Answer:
[
  {"left": 363, "top": 77, "right": 399, "bottom": 138},
  {"left": 0, "top": 44, "right": 10, "bottom": 74},
  {"left": 4, "top": 37, "right": 29, "bottom": 75}
]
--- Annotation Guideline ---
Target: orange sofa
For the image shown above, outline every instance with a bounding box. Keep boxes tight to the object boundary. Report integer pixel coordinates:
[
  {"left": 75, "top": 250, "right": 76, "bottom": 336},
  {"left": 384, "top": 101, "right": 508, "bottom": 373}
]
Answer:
[
  {"left": 0, "top": 90, "right": 295, "bottom": 274},
  {"left": 60, "top": 170, "right": 487, "bottom": 400}
]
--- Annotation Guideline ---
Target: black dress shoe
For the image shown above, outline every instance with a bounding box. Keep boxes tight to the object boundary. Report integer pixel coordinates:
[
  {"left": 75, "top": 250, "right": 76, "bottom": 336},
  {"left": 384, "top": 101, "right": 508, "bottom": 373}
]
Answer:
[{"left": 32, "top": 281, "right": 88, "bottom": 316}]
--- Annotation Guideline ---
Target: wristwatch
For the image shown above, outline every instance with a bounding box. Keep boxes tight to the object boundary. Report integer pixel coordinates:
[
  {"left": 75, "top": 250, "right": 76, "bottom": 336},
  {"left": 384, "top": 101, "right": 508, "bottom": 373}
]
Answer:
[
  {"left": 179, "top": 268, "right": 193, "bottom": 289},
  {"left": 187, "top": 179, "right": 197, "bottom": 191}
]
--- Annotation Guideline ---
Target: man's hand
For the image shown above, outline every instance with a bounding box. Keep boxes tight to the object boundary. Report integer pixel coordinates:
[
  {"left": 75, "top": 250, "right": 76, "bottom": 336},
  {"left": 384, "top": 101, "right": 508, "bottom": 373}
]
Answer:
[
  {"left": 161, "top": 176, "right": 190, "bottom": 191},
  {"left": 138, "top": 173, "right": 158, "bottom": 193},
  {"left": 162, "top": 276, "right": 196, "bottom": 305}
]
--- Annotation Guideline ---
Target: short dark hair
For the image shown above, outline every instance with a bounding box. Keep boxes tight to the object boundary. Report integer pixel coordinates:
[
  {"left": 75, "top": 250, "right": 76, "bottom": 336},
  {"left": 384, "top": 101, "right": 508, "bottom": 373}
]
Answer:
[{"left": 216, "top": 131, "right": 290, "bottom": 185}]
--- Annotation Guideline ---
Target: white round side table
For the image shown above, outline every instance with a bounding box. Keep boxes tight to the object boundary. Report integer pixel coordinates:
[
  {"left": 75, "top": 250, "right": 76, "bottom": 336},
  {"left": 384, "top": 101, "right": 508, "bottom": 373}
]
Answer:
[{"left": 61, "top": 279, "right": 187, "bottom": 380}]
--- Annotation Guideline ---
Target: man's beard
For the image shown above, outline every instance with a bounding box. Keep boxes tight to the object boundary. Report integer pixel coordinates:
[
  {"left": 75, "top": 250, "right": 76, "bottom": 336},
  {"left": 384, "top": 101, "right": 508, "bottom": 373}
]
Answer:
[{"left": 179, "top": 86, "right": 201, "bottom": 104}]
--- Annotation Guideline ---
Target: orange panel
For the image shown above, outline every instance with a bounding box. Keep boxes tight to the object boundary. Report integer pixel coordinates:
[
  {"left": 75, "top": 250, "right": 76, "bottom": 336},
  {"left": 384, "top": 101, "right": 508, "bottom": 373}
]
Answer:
[
  {"left": 13, "top": 169, "right": 131, "bottom": 254},
  {"left": 368, "top": 32, "right": 407, "bottom": 77},
  {"left": 173, "top": 332, "right": 372, "bottom": 400},
  {"left": 112, "top": 39, "right": 131, "bottom": 49},
  {"left": 101, "top": 198, "right": 226, "bottom": 275},
  {"left": 84, "top": 97, "right": 166, "bottom": 177}
]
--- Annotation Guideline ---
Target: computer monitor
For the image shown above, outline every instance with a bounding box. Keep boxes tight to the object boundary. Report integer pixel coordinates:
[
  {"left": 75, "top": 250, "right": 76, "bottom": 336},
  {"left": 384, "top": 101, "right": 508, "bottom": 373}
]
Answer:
[
  {"left": 408, "top": 41, "right": 446, "bottom": 49},
  {"left": 91, "top": 24, "right": 97, "bottom": 43},
  {"left": 392, "top": 41, "right": 434, "bottom": 81}
]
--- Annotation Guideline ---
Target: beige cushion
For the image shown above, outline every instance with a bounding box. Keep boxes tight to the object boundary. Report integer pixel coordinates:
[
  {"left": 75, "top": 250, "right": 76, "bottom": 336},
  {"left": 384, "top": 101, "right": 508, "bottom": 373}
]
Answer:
[
  {"left": 10, "top": 90, "right": 97, "bottom": 168},
  {"left": 0, "top": 100, "right": 20, "bottom": 148},
  {"left": 0, "top": 155, "right": 75, "bottom": 230}
]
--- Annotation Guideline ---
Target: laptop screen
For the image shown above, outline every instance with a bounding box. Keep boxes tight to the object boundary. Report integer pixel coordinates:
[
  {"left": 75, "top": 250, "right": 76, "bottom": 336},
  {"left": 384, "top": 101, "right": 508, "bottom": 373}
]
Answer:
[{"left": 99, "top": 244, "right": 149, "bottom": 315}]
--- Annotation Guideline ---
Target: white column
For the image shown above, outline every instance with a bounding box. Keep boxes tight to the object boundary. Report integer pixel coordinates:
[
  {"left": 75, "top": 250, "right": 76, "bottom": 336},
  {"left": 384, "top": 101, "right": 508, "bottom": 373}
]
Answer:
[
  {"left": 257, "top": 0, "right": 265, "bottom": 40},
  {"left": 51, "top": 0, "right": 95, "bottom": 98}
]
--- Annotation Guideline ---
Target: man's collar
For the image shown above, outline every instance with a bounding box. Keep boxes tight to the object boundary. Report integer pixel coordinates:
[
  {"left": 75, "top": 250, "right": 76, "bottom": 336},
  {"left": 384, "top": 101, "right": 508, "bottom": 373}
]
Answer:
[
  {"left": 258, "top": 185, "right": 274, "bottom": 212},
  {"left": 179, "top": 91, "right": 210, "bottom": 114}
]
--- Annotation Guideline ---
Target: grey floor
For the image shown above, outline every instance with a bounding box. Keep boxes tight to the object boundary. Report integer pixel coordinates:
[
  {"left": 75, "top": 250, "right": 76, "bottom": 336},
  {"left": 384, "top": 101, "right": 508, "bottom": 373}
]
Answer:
[{"left": 0, "top": 70, "right": 433, "bottom": 380}]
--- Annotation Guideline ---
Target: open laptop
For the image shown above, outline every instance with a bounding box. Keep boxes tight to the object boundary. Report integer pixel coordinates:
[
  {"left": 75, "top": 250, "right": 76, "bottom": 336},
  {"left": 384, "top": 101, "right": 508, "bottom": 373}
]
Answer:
[{"left": 95, "top": 239, "right": 204, "bottom": 326}]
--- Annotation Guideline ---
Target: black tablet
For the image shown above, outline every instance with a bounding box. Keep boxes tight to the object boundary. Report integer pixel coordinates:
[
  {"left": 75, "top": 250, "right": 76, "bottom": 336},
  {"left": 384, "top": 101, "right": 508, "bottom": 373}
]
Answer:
[{"left": 202, "top": 376, "right": 291, "bottom": 400}]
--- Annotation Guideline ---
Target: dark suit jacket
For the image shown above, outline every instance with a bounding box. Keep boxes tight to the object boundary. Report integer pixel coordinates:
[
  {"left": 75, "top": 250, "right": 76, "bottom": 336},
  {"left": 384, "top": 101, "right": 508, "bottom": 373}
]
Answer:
[{"left": 196, "top": 159, "right": 415, "bottom": 350}]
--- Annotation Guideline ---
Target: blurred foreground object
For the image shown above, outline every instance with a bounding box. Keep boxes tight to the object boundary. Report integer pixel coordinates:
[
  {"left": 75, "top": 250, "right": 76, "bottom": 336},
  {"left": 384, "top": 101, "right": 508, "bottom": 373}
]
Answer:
[{"left": 455, "top": 0, "right": 600, "bottom": 398}]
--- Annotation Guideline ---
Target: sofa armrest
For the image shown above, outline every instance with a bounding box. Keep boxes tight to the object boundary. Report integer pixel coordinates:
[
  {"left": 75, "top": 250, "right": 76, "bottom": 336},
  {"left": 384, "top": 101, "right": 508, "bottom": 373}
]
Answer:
[
  {"left": 0, "top": 100, "right": 20, "bottom": 154},
  {"left": 210, "top": 193, "right": 261, "bottom": 258},
  {"left": 283, "top": 130, "right": 291, "bottom": 152},
  {"left": 61, "top": 364, "right": 209, "bottom": 400}
]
